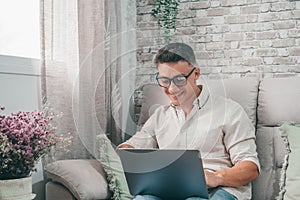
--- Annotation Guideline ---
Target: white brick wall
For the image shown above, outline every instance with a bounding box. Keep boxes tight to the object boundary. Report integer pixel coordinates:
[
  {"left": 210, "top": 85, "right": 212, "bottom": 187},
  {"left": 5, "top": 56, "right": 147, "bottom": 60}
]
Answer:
[{"left": 136, "top": 0, "right": 300, "bottom": 87}]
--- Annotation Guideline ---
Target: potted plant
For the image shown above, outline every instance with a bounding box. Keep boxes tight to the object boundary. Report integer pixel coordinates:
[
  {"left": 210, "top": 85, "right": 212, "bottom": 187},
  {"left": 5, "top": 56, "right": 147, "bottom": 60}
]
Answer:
[
  {"left": 151, "top": 0, "right": 179, "bottom": 44},
  {"left": 0, "top": 106, "right": 57, "bottom": 199}
]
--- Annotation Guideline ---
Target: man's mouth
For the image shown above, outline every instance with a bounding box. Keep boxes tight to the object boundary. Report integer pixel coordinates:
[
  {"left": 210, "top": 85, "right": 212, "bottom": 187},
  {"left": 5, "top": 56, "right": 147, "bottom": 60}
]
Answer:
[{"left": 171, "top": 91, "right": 184, "bottom": 99}]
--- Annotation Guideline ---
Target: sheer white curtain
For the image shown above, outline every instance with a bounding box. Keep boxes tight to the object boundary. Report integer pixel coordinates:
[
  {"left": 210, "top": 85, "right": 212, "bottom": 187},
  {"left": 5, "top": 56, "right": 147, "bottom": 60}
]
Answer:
[{"left": 40, "top": 0, "right": 136, "bottom": 161}]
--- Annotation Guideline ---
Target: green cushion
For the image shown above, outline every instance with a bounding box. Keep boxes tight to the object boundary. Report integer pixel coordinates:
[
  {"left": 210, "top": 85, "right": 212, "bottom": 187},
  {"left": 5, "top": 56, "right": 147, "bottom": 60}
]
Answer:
[
  {"left": 97, "top": 134, "right": 133, "bottom": 200},
  {"left": 278, "top": 122, "right": 300, "bottom": 200}
]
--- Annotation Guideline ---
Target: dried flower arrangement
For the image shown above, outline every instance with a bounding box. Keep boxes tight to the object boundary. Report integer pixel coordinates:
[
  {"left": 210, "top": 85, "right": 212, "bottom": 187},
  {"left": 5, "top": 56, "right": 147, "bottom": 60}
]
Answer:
[{"left": 0, "top": 106, "right": 57, "bottom": 179}]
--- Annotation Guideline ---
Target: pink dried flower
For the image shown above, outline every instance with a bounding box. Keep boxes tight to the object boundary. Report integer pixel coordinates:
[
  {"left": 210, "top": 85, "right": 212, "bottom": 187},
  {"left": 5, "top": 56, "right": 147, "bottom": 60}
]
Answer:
[{"left": 0, "top": 106, "right": 57, "bottom": 179}]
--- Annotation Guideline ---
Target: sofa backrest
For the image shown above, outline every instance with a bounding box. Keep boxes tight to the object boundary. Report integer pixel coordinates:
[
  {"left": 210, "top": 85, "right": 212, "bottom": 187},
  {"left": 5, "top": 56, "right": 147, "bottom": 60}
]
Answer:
[
  {"left": 138, "top": 77, "right": 259, "bottom": 127},
  {"left": 252, "top": 76, "right": 300, "bottom": 200},
  {"left": 197, "top": 77, "right": 259, "bottom": 126}
]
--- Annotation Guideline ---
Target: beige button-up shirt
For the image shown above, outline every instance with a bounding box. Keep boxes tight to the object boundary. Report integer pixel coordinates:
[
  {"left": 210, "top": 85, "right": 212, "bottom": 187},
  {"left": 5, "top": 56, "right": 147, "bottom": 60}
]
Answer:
[{"left": 123, "top": 85, "right": 260, "bottom": 200}]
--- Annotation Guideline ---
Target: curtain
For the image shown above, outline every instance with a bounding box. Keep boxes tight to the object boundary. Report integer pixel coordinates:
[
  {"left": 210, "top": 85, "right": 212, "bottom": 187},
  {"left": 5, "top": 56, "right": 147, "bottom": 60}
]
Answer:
[{"left": 40, "top": 0, "right": 136, "bottom": 161}]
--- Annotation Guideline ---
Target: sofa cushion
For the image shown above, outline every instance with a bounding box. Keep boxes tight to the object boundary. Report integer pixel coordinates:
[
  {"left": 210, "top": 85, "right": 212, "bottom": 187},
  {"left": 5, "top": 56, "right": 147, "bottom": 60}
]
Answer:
[
  {"left": 97, "top": 134, "right": 132, "bottom": 200},
  {"left": 252, "top": 126, "right": 286, "bottom": 200},
  {"left": 198, "top": 77, "right": 259, "bottom": 126},
  {"left": 138, "top": 84, "right": 169, "bottom": 126},
  {"left": 278, "top": 122, "right": 300, "bottom": 200},
  {"left": 258, "top": 77, "right": 300, "bottom": 126},
  {"left": 44, "top": 159, "right": 111, "bottom": 200}
]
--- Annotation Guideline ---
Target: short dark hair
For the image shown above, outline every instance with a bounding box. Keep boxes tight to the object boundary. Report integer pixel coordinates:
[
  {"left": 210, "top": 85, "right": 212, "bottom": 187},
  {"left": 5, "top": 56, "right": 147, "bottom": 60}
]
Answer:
[{"left": 154, "top": 43, "right": 196, "bottom": 66}]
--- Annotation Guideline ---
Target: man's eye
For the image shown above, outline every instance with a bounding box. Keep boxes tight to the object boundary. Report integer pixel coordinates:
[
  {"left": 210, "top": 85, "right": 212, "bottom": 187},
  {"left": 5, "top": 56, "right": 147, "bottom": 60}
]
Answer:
[
  {"left": 174, "top": 76, "right": 186, "bottom": 82},
  {"left": 160, "top": 79, "right": 170, "bottom": 84}
]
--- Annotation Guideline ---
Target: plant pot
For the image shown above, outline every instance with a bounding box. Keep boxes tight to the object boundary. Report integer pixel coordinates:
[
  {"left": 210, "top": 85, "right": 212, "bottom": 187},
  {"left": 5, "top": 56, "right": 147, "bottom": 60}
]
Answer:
[{"left": 0, "top": 176, "right": 36, "bottom": 200}]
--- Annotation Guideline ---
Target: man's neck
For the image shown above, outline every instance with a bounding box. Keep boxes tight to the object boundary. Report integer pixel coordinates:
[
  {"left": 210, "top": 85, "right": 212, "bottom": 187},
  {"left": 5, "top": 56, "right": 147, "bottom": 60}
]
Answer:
[{"left": 181, "top": 86, "right": 202, "bottom": 116}]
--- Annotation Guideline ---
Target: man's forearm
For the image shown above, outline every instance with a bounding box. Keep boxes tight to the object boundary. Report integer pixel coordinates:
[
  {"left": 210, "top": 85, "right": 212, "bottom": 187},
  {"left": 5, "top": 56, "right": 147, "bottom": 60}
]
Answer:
[{"left": 205, "top": 160, "right": 259, "bottom": 188}]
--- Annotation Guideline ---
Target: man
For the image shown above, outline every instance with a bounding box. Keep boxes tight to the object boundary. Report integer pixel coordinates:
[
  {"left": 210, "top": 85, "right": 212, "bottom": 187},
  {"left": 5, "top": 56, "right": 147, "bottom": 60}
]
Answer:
[{"left": 119, "top": 43, "right": 260, "bottom": 200}]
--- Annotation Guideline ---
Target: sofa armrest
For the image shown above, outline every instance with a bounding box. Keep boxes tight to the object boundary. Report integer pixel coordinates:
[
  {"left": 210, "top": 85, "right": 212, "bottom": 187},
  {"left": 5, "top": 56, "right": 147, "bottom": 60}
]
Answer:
[
  {"left": 44, "top": 159, "right": 111, "bottom": 200},
  {"left": 46, "top": 181, "right": 76, "bottom": 200}
]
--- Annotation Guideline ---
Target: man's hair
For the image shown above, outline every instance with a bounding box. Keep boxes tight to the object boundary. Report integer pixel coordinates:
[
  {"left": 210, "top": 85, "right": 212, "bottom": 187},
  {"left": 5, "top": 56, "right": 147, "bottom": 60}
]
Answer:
[{"left": 154, "top": 43, "right": 196, "bottom": 66}]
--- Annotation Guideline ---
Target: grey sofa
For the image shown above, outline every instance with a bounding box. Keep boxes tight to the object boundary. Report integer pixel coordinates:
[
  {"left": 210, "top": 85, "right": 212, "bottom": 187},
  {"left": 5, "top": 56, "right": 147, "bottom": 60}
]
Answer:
[{"left": 44, "top": 76, "right": 300, "bottom": 200}]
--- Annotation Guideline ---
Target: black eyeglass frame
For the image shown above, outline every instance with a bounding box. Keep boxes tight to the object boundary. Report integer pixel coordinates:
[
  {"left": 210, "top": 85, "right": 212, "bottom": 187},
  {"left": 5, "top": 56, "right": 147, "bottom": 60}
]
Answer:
[{"left": 155, "top": 67, "right": 196, "bottom": 88}]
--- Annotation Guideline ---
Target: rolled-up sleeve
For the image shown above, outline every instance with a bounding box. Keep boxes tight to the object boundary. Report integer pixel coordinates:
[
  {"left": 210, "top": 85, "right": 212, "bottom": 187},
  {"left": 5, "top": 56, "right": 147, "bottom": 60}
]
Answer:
[{"left": 223, "top": 101, "right": 261, "bottom": 172}]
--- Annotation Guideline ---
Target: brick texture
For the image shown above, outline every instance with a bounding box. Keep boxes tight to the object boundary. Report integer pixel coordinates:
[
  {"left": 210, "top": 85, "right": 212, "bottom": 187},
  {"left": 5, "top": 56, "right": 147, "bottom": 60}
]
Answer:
[{"left": 136, "top": 0, "right": 300, "bottom": 87}]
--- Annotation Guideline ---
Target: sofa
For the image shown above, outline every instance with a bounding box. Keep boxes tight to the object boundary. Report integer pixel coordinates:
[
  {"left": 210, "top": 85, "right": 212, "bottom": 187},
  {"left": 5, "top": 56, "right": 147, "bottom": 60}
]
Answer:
[{"left": 44, "top": 76, "right": 300, "bottom": 200}]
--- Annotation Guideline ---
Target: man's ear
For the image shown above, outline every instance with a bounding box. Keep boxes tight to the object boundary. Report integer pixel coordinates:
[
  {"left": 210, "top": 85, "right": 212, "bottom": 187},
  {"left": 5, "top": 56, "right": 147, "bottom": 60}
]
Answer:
[{"left": 194, "top": 67, "right": 201, "bottom": 79}]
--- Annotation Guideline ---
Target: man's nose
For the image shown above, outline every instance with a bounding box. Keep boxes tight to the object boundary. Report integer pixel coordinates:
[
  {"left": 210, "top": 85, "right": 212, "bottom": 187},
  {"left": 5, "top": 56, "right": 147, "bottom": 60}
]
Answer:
[{"left": 168, "top": 81, "right": 179, "bottom": 93}]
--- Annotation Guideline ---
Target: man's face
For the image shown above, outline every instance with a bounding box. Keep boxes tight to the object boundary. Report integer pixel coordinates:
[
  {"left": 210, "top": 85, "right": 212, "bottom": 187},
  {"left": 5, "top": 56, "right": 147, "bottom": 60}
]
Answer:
[{"left": 157, "top": 61, "right": 200, "bottom": 106}]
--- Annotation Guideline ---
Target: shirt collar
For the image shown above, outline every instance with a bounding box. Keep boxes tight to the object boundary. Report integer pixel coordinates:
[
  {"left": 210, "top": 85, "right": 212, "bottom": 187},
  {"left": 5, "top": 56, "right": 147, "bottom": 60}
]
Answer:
[
  {"left": 170, "top": 85, "right": 210, "bottom": 110},
  {"left": 193, "top": 85, "right": 210, "bottom": 109}
]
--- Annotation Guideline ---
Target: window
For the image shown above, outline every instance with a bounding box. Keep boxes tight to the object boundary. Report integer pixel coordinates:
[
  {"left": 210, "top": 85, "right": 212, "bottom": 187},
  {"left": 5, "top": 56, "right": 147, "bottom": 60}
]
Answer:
[
  {"left": 0, "top": 0, "right": 43, "bottom": 187},
  {"left": 0, "top": 0, "right": 41, "bottom": 113},
  {"left": 0, "top": 0, "right": 40, "bottom": 59}
]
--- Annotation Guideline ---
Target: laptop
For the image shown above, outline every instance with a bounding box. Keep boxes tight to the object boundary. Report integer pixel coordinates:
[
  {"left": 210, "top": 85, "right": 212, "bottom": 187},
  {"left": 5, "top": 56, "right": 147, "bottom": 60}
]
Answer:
[{"left": 118, "top": 149, "right": 209, "bottom": 200}]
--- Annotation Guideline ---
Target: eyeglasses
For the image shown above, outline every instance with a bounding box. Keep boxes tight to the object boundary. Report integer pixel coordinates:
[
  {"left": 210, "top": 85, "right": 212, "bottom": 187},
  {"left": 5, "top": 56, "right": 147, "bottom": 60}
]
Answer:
[{"left": 156, "top": 67, "right": 196, "bottom": 88}]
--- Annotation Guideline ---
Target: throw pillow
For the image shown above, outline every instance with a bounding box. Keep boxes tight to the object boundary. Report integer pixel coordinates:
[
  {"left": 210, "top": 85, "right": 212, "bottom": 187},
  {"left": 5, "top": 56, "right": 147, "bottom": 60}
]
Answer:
[
  {"left": 44, "top": 159, "right": 111, "bottom": 199},
  {"left": 278, "top": 122, "right": 300, "bottom": 200},
  {"left": 97, "top": 134, "right": 133, "bottom": 200}
]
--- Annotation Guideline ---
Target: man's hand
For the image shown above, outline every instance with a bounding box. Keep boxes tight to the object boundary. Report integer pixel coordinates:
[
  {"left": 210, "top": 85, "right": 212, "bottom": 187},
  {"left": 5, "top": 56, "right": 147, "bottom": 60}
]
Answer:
[
  {"left": 204, "top": 170, "right": 223, "bottom": 188},
  {"left": 118, "top": 144, "right": 134, "bottom": 149}
]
